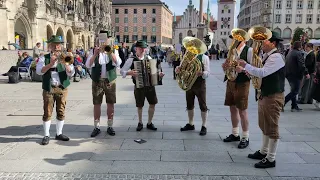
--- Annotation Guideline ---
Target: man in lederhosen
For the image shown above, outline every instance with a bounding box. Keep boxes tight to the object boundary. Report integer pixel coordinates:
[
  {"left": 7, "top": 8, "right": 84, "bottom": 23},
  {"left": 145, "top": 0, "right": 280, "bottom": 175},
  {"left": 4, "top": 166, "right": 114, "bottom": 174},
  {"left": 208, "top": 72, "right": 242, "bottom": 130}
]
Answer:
[
  {"left": 86, "top": 32, "right": 122, "bottom": 137},
  {"left": 36, "top": 35, "right": 75, "bottom": 145},
  {"left": 221, "top": 35, "right": 253, "bottom": 148},
  {"left": 236, "top": 31, "right": 285, "bottom": 168},
  {"left": 176, "top": 53, "right": 210, "bottom": 136},
  {"left": 120, "top": 40, "right": 165, "bottom": 131}
]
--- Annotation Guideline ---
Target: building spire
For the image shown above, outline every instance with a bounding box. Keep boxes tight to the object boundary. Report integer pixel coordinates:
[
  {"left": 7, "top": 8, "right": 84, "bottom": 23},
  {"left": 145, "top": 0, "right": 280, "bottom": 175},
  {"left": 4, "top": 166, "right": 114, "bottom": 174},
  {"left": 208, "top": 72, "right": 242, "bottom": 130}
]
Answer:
[
  {"left": 174, "top": 13, "right": 176, "bottom": 22},
  {"left": 189, "top": 0, "right": 192, "bottom": 6}
]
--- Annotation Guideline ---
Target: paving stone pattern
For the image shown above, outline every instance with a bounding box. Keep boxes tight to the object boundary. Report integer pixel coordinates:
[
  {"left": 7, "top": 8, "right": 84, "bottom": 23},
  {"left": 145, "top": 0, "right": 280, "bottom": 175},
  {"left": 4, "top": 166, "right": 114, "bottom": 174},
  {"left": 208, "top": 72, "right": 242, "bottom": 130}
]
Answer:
[{"left": 0, "top": 60, "right": 320, "bottom": 178}]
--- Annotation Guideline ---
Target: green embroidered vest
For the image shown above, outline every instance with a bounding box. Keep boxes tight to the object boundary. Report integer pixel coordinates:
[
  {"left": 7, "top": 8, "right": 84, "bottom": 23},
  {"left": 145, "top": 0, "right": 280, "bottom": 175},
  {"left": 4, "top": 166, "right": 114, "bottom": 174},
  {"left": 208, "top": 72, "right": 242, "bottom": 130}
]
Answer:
[
  {"left": 91, "top": 55, "right": 117, "bottom": 83},
  {"left": 42, "top": 54, "right": 70, "bottom": 91}
]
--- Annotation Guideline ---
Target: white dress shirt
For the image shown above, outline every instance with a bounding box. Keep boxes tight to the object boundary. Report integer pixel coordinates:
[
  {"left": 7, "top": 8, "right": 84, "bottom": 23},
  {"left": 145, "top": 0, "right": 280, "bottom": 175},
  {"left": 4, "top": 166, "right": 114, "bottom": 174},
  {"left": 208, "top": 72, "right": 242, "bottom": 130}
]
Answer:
[
  {"left": 174, "top": 54, "right": 210, "bottom": 79},
  {"left": 120, "top": 55, "right": 154, "bottom": 78},
  {"left": 86, "top": 51, "right": 122, "bottom": 79},
  {"left": 245, "top": 48, "right": 285, "bottom": 78},
  {"left": 36, "top": 55, "right": 75, "bottom": 86},
  {"left": 236, "top": 45, "right": 253, "bottom": 64}
]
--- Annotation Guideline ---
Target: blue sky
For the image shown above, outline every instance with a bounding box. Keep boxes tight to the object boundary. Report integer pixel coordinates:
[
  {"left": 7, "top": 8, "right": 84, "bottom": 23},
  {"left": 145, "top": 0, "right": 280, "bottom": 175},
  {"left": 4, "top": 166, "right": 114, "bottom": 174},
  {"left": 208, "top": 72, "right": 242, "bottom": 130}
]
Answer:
[{"left": 162, "top": 0, "right": 240, "bottom": 21}]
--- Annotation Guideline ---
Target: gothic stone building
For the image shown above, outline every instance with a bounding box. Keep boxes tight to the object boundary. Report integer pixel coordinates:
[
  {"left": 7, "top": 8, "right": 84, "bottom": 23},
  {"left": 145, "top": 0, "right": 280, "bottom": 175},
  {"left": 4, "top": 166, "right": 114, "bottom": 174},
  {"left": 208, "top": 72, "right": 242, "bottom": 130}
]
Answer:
[{"left": 0, "top": 0, "right": 112, "bottom": 50}]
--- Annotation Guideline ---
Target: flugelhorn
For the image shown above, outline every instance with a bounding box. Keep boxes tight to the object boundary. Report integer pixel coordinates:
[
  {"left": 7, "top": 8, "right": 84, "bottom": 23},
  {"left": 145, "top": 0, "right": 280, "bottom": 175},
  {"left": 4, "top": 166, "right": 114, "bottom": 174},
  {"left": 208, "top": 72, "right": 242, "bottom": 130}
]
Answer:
[
  {"left": 248, "top": 26, "right": 272, "bottom": 89},
  {"left": 176, "top": 36, "right": 207, "bottom": 91},
  {"left": 59, "top": 52, "right": 74, "bottom": 65},
  {"left": 224, "top": 28, "right": 249, "bottom": 81}
]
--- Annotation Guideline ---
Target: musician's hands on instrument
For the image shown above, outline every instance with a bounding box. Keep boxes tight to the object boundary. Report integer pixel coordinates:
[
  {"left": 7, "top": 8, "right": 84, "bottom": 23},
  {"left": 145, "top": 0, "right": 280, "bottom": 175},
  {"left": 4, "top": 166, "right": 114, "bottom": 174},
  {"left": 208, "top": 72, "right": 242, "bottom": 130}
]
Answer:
[
  {"left": 175, "top": 66, "right": 181, "bottom": 73},
  {"left": 237, "top": 60, "right": 247, "bottom": 67},
  {"left": 196, "top": 71, "right": 203, "bottom": 76},
  {"left": 236, "top": 66, "right": 244, "bottom": 73},
  {"left": 49, "top": 55, "right": 58, "bottom": 67},
  {"left": 94, "top": 46, "right": 100, "bottom": 56},
  {"left": 128, "top": 70, "right": 139, "bottom": 77}
]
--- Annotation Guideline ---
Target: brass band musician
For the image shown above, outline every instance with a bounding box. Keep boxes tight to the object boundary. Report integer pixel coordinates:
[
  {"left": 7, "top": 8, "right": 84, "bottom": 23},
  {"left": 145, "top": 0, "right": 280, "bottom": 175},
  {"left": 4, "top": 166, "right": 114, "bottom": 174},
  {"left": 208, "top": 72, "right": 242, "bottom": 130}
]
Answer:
[
  {"left": 236, "top": 31, "right": 285, "bottom": 168},
  {"left": 222, "top": 32, "right": 253, "bottom": 149},
  {"left": 36, "top": 35, "right": 75, "bottom": 145}
]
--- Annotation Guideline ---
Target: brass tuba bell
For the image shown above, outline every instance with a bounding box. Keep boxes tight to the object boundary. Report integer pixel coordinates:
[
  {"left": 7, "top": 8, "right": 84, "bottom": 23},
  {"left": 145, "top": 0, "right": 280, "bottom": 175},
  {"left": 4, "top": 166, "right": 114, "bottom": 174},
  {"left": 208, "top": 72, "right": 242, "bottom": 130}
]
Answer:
[
  {"left": 224, "top": 28, "right": 249, "bottom": 81},
  {"left": 248, "top": 26, "right": 272, "bottom": 90},
  {"left": 176, "top": 36, "right": 207, "bottom": 91}
]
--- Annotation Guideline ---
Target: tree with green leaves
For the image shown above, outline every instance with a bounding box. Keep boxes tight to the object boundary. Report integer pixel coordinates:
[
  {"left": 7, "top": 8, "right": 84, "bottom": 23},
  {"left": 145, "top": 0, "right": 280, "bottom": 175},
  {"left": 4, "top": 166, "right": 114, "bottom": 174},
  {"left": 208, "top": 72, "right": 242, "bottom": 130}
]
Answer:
[{"left": 291, "top": 28, "right": 309, "bottom": 45}]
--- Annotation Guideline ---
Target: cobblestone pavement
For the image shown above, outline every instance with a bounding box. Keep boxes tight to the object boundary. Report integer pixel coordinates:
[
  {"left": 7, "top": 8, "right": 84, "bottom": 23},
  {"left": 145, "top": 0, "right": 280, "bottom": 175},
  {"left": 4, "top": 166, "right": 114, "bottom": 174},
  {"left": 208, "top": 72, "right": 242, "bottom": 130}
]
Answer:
[
  {"left": 0, "top": 60, "right": 320, "bottom": 178},
  {"left": 0, "top": 173, "right": 319, "bottom": 180}
]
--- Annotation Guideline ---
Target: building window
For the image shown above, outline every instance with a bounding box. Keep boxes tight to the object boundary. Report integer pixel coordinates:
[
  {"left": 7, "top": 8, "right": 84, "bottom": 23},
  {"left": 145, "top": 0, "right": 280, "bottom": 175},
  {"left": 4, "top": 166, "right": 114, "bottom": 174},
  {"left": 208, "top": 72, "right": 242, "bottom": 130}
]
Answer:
[
  {"left": 275, "top": 14, "right": 281, "bottom": 23},
  {"left": 221, "top": 18, "right": 223, "bottom": 21},
  {"left": 221, "top": 25, "right": 223, "bottom": 29},
  {"left": 221, "top": 32, "right": 223, "bottom": 35},
  {"left": 152, "top": 9, "right": 156, "bottom": 14},
  {"left": 296, "top": 14, "right": 302, "bottom": 23},
  {"left": 116, "top": 35, "right": 120, "bottom": 42},
  {"left": 115, "top": 17, "right": 119, "bottom": 23},
  {"left": 133, "top": 17, "right": 137, "bottom": 23},
  {"left": 318, "top": 0, "right": 320, "bottom": 9},
  {"left": 286, "top": 0, "right": 292, "bottom": 8},
  {"left": 142, "top": 35, "right": 147, "bottom": 42},
  {"left": 143, "top": 17, "right": 146, "bottom": 23},
  {"left": 224, "top": 32, "right": 226, "bottom": 35},
  {"left": 307, "top": 14, "right": 313, "bottom": 23},
  {"left": 124, "top": 17, "right": 128, "bottom": 23},
  {"left": 308, "top": 0, "right": 313, "bottom": 9},
  {"left": 286, "top": 14, "right": 292, "bottom": 23},
  {"left": 317, "top": 14, "right": 320, "bottom": 23},
  {"left": 228, "top": 25, "right": 230, "bottom": 28},
  {"left": 152, "top": 27, "right": 156, "bottom": 32},
  {"left": 115, "top": 9, "right": 119, "bottom": 14},
  {"left": 115, "top": 26, "right": 119, "bottom": 32},
  {"left": 134, "top": 9, "right": 137, "bottom": 14},
  {"left": 133, "top": 26, "right": 137, "bottom": 32},
  {"left": 276, "top": 0, "right": 282, "bottom": 9},
  {"left": 297, "top": 0, "right": 303, "bottom": 9},
  {"left": 143, "top": 9, "right": 146, "bottom": 14},
  {"left": 222, "top": 10, "right": 224, "bottom": 13},
  {"left": 152, "top": 18, "right": 156, "bottom": 23},
  {"left": 132, "top": 35, "right": 138, "bottom": 41},
  {"left": 143, "top": 27, "right": 146, "bottom": 32},
  {"left": 124, "top": 9, "right": 128, "bottom": 14},
  {"left": 228, "top": 9, "right": 231, "bottom": 13},
  {"left": 228, "top": 17, "right": 230, "bottom": 21},
  {"left": 151, "top": 35, "right": 156, "bottom": 43},
  {"left": 123, "top": 35, "right": 129, "bottom": 43},
  {"left": 124, "top": 26, "right": 128, "bottom": 32}
]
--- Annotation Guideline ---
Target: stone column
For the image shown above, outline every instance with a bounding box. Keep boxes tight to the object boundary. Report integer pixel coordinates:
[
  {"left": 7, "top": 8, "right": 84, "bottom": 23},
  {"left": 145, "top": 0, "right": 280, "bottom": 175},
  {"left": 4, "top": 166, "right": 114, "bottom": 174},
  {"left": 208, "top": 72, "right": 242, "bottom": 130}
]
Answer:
[
  {"left": 0, "top": 8, "right": 8, "bottom": 49},
  {"left": 199, "top": 0, "right": 203, "bottom": 23}
]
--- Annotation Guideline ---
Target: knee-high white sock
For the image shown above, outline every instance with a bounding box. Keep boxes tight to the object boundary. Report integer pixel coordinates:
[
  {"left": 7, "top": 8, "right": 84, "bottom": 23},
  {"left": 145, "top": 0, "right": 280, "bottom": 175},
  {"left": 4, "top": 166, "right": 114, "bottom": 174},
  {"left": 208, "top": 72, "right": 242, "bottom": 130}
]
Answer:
[
  {"left": 94, "top": 119, "right": 100, "bottom": 129},
  {"left": 232, "top": 127, "right": 239, "bottom": 137},
  {"left": 43, "top": 120, "right": 51, "bottom": 137},
  {"left": 137, "top": 108, "right": 143, "bottom": 123},
  {"left": 201, "top": 111, "right": 208, "bottom": 127},
  {"left": 148, "top": 107, "right": 155, "bottom": 125},
  {"left": 266, "top": 138, "right": 279, "bottom": 162},
  {"left": 242, "top": 131, "right": 249, "bottom": 140},
  {"left": 188, "top": 110, "right": 194, "bottom": 125},
  {"left": 260, "top": 135, "right": 269, "bottom": 155},
  {"left": 56, "top": 119, "right": 64, "bottom": 136},
  {"left": 108, "top": 119, "right": 113, "bottom": 127}
]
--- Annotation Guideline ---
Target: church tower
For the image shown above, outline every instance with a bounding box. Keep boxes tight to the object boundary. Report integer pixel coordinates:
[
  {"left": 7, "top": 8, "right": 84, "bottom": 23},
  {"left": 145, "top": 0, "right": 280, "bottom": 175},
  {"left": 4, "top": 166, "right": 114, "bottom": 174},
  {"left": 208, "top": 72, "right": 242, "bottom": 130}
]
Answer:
[{"left": 216, "top": 0, "right": 236, "bottom": 50}]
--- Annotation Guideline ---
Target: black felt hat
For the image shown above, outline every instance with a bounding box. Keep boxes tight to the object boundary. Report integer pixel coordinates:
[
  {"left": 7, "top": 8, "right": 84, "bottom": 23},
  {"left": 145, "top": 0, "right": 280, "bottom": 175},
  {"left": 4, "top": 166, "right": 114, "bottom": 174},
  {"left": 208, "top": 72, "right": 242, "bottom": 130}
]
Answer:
[{"left": 136, "top": 40, "right": 148, "bottom": 48}]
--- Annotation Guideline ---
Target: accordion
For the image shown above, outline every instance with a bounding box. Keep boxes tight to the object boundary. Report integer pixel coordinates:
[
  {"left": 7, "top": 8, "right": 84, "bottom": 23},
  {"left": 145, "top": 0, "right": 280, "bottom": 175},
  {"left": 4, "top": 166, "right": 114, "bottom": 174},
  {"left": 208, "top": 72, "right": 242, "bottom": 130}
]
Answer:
[{"left": 134, "top": 58, "right": 162, "bottom": 88}]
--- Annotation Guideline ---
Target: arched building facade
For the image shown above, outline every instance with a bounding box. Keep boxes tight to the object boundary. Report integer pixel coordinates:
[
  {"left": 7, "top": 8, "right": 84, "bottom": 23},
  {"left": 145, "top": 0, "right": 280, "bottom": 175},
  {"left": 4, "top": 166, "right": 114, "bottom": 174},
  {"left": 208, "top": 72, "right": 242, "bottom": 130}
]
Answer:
[{"left": 0, "top": 0, "right": 112, "bottom": 50}]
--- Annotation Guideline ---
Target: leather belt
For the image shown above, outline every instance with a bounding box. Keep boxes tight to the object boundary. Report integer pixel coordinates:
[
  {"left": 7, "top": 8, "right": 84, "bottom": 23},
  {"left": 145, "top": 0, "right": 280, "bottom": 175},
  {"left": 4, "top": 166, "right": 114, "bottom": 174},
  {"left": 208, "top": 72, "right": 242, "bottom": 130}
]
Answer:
[{"left": 50, "top": 68, "right": 58, "bottom": 71}]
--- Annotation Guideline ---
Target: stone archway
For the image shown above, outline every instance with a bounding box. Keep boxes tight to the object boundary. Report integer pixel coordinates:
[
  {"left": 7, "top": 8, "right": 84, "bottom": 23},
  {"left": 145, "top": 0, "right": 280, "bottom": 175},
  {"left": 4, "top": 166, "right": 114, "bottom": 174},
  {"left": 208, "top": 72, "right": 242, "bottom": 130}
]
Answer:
[
  {"left": 66, "top": 29, "right": 74, "bottom": 50},
  {"left": 47, "top": 25, "right": 53, "bottom": 41},
  {"left": 14, "top": 14, "right": 32, "bottom": 49},
  {"left": 56, "top": 27, "right": 65, "bottom": 45}
]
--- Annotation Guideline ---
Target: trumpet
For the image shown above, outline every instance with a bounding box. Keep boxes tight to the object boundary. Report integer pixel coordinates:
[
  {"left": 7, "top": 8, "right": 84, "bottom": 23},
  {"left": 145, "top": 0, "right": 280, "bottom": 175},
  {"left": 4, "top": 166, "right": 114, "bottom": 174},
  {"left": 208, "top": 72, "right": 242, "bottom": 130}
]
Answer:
[{"left": 53, "top": 51, "right": 74, "bottom": 65}]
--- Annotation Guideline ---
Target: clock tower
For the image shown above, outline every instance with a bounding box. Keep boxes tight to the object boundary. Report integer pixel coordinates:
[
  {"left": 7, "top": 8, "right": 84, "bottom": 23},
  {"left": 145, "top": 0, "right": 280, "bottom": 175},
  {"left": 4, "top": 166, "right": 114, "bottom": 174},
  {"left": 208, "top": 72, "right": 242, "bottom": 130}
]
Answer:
[{"left": 216, "top": 0, "right": 236, "bottom": 51}]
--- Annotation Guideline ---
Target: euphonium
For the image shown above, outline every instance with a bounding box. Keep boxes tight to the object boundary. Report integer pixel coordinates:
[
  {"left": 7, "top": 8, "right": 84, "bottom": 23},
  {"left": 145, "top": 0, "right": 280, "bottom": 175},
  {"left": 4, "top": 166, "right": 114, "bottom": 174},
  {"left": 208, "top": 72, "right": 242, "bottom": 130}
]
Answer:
[
  {"left": 248, "top": 26, "right": 272, "bottom": 89},
  {"left": 176, "top": 36, "right": 207, "bottom": 91},
  {"left": 224, "top": 28, "right": 249, "bottom": 81}
]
